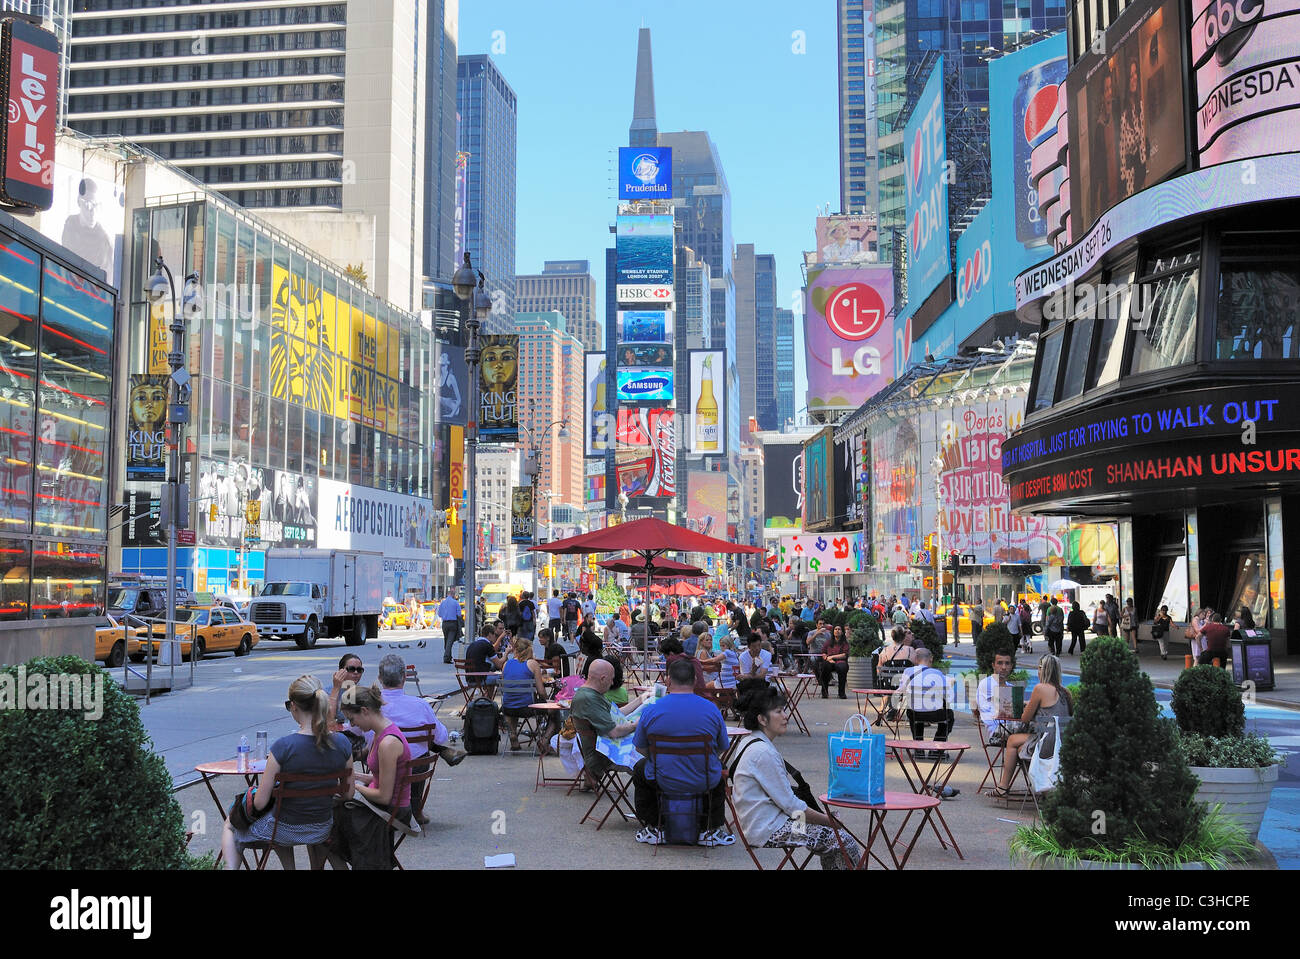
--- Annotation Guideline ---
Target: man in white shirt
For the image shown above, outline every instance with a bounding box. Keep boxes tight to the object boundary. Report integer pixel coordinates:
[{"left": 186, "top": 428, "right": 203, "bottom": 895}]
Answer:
[
  {"left": 917, "top": 601, "right": 937, "bottom": 628},
  {"left": 738, "top": 633, "right": 775, "bottom": 681},
  {"left": 975, "top": 651, "right": 1014, "bottom": 741},
  {"left": 894, "top": 648, "right": 953, "bottom": 745},
  {"left": 546, "top": 589, "right": 564, "bottom": 635},
  {"left": 582, "top": 592, "right": 597, "bottom": 623}
]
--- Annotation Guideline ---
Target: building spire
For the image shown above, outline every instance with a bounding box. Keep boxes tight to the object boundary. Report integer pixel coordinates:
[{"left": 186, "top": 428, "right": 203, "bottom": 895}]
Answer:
[{"left": 629, "top": 27, "right": 657, "bottom": 149}]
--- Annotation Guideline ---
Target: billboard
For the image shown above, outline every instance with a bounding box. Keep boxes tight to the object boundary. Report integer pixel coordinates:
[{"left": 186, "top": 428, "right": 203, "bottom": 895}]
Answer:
[
  {"left": 904, "top": 58, "right": 952, "bottom": 306},
  {"left": 616, "top": 214, "right": 674, "bottom": 288},
  {"left": 126, "top": 374, "right": 168, "bottom": 481},
  {"left": 34, "top": 161, "right": 126, "bottom": 283},
  {"left": 1067, "top": 0, "right": 1185, "bottom": 233},
  {"left": 434, "top": 342, "right": 468, "bottom": 427},
  {"left": 317, "top": 478, "right": 433, "bottom": 560},
  {"left": 804, "top": 265, "right": 894, "bottom": 413},
  {"left": 617, "top": 146, "right": 673, "bottom": 199},
  {"left": 802, "top": 428, "right": 833, "bottom": 531},
  {"left": 763, "top": 443, "right": 803, "bottom": 529},
  {"left": 198, "top": 460, "right": 318, "bottom": 549},
  {"left": 614, "top": 412, "right": 675, "bottom": 498},
  {"left": 585, "top": 352, "right": 611, "bottom": 456},
  {"left": 1190, "top": 0, "right": 1300, "bottom": 166},
  {"left": 585, "top": 458, "right": 606, "bottom": 505},
  {"left": 616, "top": 407, "right": 672, "bottom": 448},
  {"left": 989, "top": 33, "right": 1068, "bottom": 252},
  {"left": 815, "top": 215, "right": 879, "bottom": 265},
  {"left": 616, "top": 309, "right": 673, "bottom": 344},
  {"left": 685, "top": 470, "right": 726, "bottom": 536},
  {"left": 686, "top": 350, "right": 724, "bottom": 454},
  {"left": 0, "top": 20, "right": 58, "bottom": 210},
  {"left": 479, "top": 334, "right": 519, "bottom": 441},
  {"left": 779, "top": 533, "right": 863, "bottom": 574},
  {"left": 615, "top": 342, "right": 673, "bottom": 368},
  {"left": 616, "top": 367, "right": 674, "bottom": 404},
  {"left": 510, "top": 485, "right": 534, "bottom": 544}
]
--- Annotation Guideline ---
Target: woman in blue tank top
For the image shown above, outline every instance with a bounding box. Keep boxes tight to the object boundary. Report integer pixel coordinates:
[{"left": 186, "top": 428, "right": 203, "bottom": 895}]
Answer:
[{"left": 500, "top": 636, "right": 556, "bottom": 752}]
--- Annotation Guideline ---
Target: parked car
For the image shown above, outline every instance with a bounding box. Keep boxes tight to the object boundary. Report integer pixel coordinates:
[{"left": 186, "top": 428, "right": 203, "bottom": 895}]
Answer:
[
  {"left": 138, "top": 606, "right": 259, "bottom": 660},
  {"left": 94, "top": 613, "right": 140, "bottom": 668}
]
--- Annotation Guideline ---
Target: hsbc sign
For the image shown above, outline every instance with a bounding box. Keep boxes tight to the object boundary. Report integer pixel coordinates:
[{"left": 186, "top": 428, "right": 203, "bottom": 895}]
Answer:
[{"left": 617, "top": 283, "right": 675, "bottom": 303}]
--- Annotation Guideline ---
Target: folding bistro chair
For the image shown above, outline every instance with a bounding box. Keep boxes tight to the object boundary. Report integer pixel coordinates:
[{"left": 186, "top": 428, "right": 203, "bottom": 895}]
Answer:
[
  {"left": 244, "top": 769, "right": 351, "bottom": 870},
  {"left": 725, "top": 777, "right": 814, "bottom": 871},
  {"left": 572, "top": 715, "right": 636, "bottom": 830},
  {"left": 396, "top": 721, "right": 441, "bottom": 849},
  {"left": 971, "top": 708, "right": 1004, "bottom": 795},
  {"left": 499, "top": 677, "right": 544, "bottom": 752},
  {"left": 644, "top": 732, "right": 720, "bottom": 850}
]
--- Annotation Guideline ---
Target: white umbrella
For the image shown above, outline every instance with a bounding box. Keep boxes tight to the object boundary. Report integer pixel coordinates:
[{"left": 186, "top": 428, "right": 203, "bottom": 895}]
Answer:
[{"left": 1048, "top": 579, "right": 1081, "bottom": 591}]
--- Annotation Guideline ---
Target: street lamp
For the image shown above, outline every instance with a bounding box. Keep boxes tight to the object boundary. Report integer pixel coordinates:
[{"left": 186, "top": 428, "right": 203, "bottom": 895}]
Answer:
[
  {"left": 452, "top": 253, "right": 490, "bottom": 642},
  {"left": 521, "top": 398, "right": 568, "bottom": 602},
  {"left": 144, "top": 256, "right": 202, "bottom": 683}
]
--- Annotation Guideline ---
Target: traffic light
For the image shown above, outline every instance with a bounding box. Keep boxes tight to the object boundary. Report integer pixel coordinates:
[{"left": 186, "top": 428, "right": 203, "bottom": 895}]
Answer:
[
  {"left": 447, "top": 506, "right": 457, "bottom": 525},
  {"left": 209, "top": 503, "right": 218, "bottom": 522},
  {"left": 588, "top": 554, "right": 598, "bottom": 571}
]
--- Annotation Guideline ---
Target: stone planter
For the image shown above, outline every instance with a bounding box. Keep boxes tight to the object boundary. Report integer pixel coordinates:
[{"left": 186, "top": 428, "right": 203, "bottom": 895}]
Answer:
[
  {"left": 846, "top": 656, "right": 873, "bottom": 691},
  {"left": 1015, "top": 852, "right": 1206, "bottom": 871},
  {"left": 1190, "top": 764, "right": 1279, "bottom": 844}
]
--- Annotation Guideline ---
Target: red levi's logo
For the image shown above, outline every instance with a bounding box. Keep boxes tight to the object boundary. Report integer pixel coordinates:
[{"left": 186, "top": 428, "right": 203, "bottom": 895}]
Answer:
[{"left": 836, "top": 748, "right": 862, "bottom": 768}]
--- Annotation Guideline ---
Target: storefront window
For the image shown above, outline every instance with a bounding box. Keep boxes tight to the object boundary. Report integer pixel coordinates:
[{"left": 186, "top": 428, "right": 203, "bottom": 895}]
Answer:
[
  {"left": 0, "top": 237, "right": 40, "bottom": 532},
  {"left": 1215, "top": 262, "right": 1300, "bottom": 361},
  {"left": 1227, "top": 552, "right": 1268, "bottom": 626},
  {"left": 1129, "top": 250, "right": 1199, "bottom": 374},
  {"left": 32, "top": 540, "right": 105, "bottom": 618},
  {"left": 1186, "top": 509, "right": 1201, "bottom": 614},
  {"left": 0, "top": 538, "right": 30, "bottom": 620},
  {"left": 1059, "top": 314, "right": 1094, "bottom": 400}
]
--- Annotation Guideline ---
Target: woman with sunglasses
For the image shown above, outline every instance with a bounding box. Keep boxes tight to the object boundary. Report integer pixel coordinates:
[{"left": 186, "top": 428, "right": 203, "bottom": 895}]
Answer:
[
  {"left": 329, "top": 654, "right": 365, "bottom": 720},
  {"left": 989, "top": 654, "right": 1073, "bottom": 798},
  {"left": 220, "top": 674, "right": 351, "bottom": 869}
]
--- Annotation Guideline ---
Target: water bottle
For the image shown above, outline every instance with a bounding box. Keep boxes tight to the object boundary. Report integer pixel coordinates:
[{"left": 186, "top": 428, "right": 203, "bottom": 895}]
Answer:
[
  {"left": 236, "top": 736, "right": 250, "bottom": 773},
  {"left": 254, "top": 730, "right": 268, "bottom": 762}
]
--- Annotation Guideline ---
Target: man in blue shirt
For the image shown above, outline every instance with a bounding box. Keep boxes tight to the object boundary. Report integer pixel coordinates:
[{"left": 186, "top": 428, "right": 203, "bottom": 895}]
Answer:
[
  {"left": 631, "top": 658, "right": 730, "bottom": 845},
  {"left": 436, "top": 592, "right": 462, "bottom": 664}
]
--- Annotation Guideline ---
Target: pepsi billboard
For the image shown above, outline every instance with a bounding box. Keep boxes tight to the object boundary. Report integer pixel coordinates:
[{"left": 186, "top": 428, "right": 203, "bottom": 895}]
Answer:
[
  {"left": 618, "top": 147, "right": 673, "bottom": 199},
  {"left": 903, "top": 58, "right": 951, "bottom": 308}
]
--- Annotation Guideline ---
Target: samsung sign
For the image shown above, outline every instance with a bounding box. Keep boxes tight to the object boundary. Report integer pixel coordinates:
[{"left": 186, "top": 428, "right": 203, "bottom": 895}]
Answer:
[
  {"left": 618, "top": 147, "right": 673, "bottom": 199},
  {"left": 1015, "top": 151, "right": 1300, "bottom": 311},
  {"left": 616, "top": 368, "right": 674, "bottom": 403}
]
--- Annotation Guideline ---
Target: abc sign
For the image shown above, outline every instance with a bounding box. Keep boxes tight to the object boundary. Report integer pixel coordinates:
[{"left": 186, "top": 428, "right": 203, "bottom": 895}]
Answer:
[{"left": 825, "top": 281, "right": 885, "bottom": 341}]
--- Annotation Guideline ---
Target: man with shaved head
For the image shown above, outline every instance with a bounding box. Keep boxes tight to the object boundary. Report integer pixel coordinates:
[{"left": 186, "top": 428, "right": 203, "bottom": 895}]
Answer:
[{"left": 571, "top": 657, "right": 649, "bottom": 783}]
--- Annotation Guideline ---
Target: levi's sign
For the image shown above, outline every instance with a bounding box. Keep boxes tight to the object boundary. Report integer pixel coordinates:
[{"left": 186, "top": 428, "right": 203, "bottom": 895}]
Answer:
[{"left": 0, "top": 18, "right": 59, "bottom": 210}]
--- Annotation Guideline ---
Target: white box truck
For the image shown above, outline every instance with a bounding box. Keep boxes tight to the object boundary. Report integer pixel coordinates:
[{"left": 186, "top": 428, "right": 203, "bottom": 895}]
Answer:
[{"left": 248, "top": 549, "right": 384, "bottom": 648}]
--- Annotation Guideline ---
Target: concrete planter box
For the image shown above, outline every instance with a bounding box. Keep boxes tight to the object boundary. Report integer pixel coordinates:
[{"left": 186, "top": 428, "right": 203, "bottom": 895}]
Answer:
[
  {"left": 1190, "top": 764, "right": 1279, "bottom": 844},
  {"left": 1016, "top": 852, "right": 1206, "bottom": 870},
  {"left": 846, "top": 657, "right": 873, "bottom": 691}
]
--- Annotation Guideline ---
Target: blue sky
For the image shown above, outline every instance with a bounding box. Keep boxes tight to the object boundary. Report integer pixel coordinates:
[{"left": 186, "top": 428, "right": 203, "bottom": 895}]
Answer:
[{"left": 458, "top": 0, "right": 842, "bottom": 415}]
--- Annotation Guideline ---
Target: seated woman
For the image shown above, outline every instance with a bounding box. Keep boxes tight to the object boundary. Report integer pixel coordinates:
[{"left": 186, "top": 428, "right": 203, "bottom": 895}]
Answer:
[
  {"left": 731, "top": 684, "right": 863, "bottom": 869},
  {"left": 990, "top": 654, "right": 1073, "bottom": 798},
  {"left": 340, "top": 683, "right": 412, "bottom": 815},
  {"left": 221, "top": 674, "right": 351, "bottom": 870},
  {"left": 500, "top": 636, "right": 559, "bottom": 753},
  {"left": 695, "top": 634, "right": 724, "bottom": 686},
  {"left": 816, "top": 624, "right": 851, "bottom": 699},
  {"left": 715, "top": 635, "right": 740, "bottom": 690}
]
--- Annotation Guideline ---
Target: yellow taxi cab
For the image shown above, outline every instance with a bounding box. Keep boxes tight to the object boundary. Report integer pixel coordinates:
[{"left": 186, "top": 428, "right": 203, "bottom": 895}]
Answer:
[
  {"left": 421, "top": 600, "right": 441, "bottom": 624},
  {"left": 139, "top": 605, "right": 259, "bottom": 660},
  {"left": 381, "top": 601, "right": 413, "bottom": 630},
  {"left": 95, "top": 613, "right": 140, "bottom": 667},
  {"left": 935, "top": 603, "right": 997, "bottom": 638}
]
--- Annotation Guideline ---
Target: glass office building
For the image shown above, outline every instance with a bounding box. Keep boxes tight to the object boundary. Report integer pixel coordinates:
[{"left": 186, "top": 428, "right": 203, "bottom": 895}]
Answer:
[
  {"left": 120, "top": 199, "right": 439, "bottom": 599},
  {"left": 0, "top": 211, "right": 116, "bottom": 621}
]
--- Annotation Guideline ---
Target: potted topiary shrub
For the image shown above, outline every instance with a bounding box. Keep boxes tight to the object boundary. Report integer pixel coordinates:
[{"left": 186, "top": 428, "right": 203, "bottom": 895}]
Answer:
[
  {"left": 908, "top": 617, "right": 943, "bottom": 663},
  {"left": 1009, "top": 638, "right": 1253, "bottom": 869},
  {"left": 1172, "top": 665, "right": 1281, "bottom": 844},
  {"left": 975, "top": 622, "right": 1017, "bottom": 673},
  {"left": 0, "top": 655, "right": 202, "bottom": 868},
  {"left": 846, "top": 609, "right": 882, "bottom": 690}
]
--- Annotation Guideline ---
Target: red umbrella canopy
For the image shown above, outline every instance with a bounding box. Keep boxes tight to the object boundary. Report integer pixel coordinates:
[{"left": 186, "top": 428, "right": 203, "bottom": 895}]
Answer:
[
  {"left": 529, "top": 516, "right": 764, "bottom": 558},
  {"left": 596, "top": 556, "right": 705, "bottom": 578}
]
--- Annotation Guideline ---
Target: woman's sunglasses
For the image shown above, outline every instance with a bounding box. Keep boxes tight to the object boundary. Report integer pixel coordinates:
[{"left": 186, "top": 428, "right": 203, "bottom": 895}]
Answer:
[{"left": 344, "top": 665, "right": 364, "bottom": 674}]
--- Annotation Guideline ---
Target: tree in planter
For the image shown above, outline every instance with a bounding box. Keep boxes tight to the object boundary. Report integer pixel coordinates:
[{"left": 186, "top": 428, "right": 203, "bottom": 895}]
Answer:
[
  {"left": 975, "top": 622, "right": 1017, "bottom": 673},
  {"left": 1037, "top": 637, "right": 1205, "bottom": 855},
  {"left": 0, "top": 656, "right": 195, "bottom": 868},
  {"left": 908, "top": 617, "right": 943, "bottom": 662},
  {"left": 846, "top": 610, "right": 882, "bottom": 658}
]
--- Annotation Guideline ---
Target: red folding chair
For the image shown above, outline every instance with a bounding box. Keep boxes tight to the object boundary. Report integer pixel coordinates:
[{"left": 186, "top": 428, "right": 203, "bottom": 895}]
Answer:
[
  {"left": 572, "top": 716, "right": 636, "bottom": 830},
  {"left": 394, "top": 723, "right": 441, "bottom": 868}
]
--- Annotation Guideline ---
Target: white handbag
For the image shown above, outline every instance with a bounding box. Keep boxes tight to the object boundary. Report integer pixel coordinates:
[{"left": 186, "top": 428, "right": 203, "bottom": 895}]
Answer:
[{"left": 1027, "top": 716, "right": 1062, "bottom": 793}]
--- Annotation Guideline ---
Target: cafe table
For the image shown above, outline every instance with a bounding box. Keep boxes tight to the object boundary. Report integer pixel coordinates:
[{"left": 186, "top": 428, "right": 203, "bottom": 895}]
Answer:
[
  {"left": 851, "top": 688, "right": 902, "bottom": 737},
  {"left": 530, "top": 701, "right": 575, "bottom": 790},
  {"left": 774, "top": 673, "right": 814, "bottom": 736},
  {"left": 818, "top": 791, "right": 942, "bottom": 870},
  {"left": 195, "top": 758, "right": 267, "bottom": 867},
  {"left": 884, "top": 740, "right": 968, "bottom": 859}
]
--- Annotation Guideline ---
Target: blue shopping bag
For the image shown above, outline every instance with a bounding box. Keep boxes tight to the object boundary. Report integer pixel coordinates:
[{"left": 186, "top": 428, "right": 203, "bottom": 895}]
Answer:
[{"left": 827, "top": 714, "right": 886, "bottom": 804}]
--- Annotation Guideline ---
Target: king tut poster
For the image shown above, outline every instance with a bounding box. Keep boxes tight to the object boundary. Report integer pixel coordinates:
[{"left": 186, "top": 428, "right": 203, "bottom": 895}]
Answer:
[{"left": 479, "top": 334, "right": 519, "bottom": 442}]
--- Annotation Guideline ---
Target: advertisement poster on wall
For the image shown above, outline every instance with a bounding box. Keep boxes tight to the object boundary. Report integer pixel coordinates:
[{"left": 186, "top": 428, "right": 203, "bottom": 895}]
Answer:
[
  {"left": 616, "top": 214, "right": 675, "bottom": 294},
  {"left": 479, "top": 334, "right": 519, "bottom": 441},
  {"left": 317, "top": 478, "right": 433, "bottom": 560},
  {"left": 1067, "top": 0, "right": 1184, "bottom": 233},
  {"left": 685, "top": 470, "right": 726, "bottom": 536},
  {"left": 616, "top": 407, "right": 671, "bottom": 448},
  {"left": 510, "top": 485, "right": 534, "bottom": 544},
  {"left": 779, "top": 533, "right": 862, "bottom": 574},
  {"left": 585, "top": 458, "right": 606, "bottom": 506},
  {"left": 804, "top": 265, "right": 894, "bottom": 413},
  {"left": 802, "top": 428, "right": 833, "bottom": 532},
  {"left": 616, "top": 367, "right": 674, "bottom": 404},
  {"left": 763, "top": 443, "right": 803, "bottom": 529},
  {"left": 1190, "top": 0, "right": 1300, "bottom": 165},
  {"left": 35, "top": 160, "right": 125, "bottom": 282},
  {"left": 585, "top": 352, "right": 611, "bottom": 456},
  {"left": 872, "top": 417, "right": 920, "bottom": 572},
  {"left": 126, "top": 374, "right": 168, "bottom": 481},
  {"left": 198, "top": 460, "right": 318, "bottom": 548},
  {"left": 434, "top": 342, "right": 468, "bottom": 427},
  {"left": 686, "top": 350, "right": 724, "bottom": 455},
  {"left": 613, "top": 413, "right": 675, "bottom": 499},
  {"left": 617, "top": 309, "right": 674, "bottom": 344},
  {"left": 904, "top": 58, "right": 952, "bottom": 307}
]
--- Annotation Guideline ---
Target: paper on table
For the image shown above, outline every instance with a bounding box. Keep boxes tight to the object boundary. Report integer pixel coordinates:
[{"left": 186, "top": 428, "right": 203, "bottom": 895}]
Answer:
[{"left": 485, "top": 853, "right": 516, "bottom": 868}]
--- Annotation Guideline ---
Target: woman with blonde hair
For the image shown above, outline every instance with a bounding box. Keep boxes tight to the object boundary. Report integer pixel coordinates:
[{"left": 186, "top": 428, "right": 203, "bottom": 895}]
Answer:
[
  {"left": 340, "top": 684, "right": 412, "bottom": 814},
  {"left": 990, "top": 654, "right": 1073, "bottom": 798},
  {"left": 696, "top": 634, "right": 724, "bottom": 686},
  {"left": 220, "top": 674, "right": 351, "bottom": 869}
]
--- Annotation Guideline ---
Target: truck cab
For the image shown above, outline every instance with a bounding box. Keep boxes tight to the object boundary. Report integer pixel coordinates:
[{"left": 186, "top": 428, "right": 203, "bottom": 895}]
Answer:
[
  {"left": 246, "top": 549, "right": 382, "bottom": 649},
  {"left": 248, "top": 581, "right": 326, "bottom": 646}
]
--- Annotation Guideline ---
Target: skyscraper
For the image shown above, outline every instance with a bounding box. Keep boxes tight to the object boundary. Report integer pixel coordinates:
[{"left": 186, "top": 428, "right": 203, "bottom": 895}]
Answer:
[
  {"left": 424, "top": 0, "right": 460, "bottom": 284},
  {"left": 457, "top": 53, "right": 517, "bottom": 330},
  {"left": 517, "top": 311, "right": 584, "bottom": 510},
  {"left": 516, "top": 261, "right": 601, "bottom": 351},
  {"left": 774, "top": 307, "right": 796, "bottom": 428},
  {"left": 67, "top": 0, "right": 433, "bottom": 312},
  {"left": 628, "top": 28, "right": 657, "bottom": 150},
  {"left": 838, "top": 0, "right": 877, "bottom": 215},
  {"left": 734, "top": 244, "right": 756, "bottom": 432}
]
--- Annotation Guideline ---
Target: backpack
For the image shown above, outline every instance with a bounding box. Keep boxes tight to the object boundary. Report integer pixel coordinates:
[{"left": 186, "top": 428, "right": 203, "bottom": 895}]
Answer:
[
  {"left": 463, "top": 699, "right": 501, "bottom": 755},
  {"left": 521, "top": 601, "right": 534, "bottom": 622}
]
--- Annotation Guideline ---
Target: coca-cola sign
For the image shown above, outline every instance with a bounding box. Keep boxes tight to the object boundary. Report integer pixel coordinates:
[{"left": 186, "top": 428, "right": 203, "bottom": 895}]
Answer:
[
  {"left": 613, "top": 410, "right": 676, "bottom": 499},
  {"left": 0, "top": 19, "right": 58, "bottom": 210}
]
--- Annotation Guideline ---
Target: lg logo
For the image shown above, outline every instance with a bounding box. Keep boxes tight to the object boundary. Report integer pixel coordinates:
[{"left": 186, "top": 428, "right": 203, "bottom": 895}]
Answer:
[{"left": 825, "top": 282, "right": 885, "bottom": 341}]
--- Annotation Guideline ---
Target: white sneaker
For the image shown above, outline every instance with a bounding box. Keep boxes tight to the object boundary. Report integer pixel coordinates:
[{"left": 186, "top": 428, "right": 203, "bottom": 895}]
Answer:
[
  {"left": 698, "top": 827, "right": 736, "bottom": 847},
  {"left": 635, "top": 826, "right": 664, "bottom": 845}
]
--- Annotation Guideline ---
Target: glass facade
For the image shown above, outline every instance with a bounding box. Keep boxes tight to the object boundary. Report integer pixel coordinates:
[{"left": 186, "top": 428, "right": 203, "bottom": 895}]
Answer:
[
  {"left": 0, "top": 224, "right": 115, "bottom": 620},
  {"left": 122, "top": 201, "right": 437, "bottom": 596}
]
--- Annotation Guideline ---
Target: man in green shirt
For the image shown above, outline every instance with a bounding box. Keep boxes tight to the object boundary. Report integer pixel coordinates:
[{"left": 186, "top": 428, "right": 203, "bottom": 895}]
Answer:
[{"left": 572, "top": 659, "right": 647, "bottom": 781}]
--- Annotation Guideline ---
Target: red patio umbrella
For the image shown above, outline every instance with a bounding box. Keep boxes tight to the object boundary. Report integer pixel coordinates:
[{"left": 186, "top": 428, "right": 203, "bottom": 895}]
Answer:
[
  {"left": 596, "top": 556, "right": 706, "bottom": 579},
  {"left": 531, "top": 517, "right": 762, "bottom": 612}
]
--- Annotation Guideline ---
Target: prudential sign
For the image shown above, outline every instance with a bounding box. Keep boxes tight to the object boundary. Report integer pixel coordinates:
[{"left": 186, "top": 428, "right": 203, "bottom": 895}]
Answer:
[
  {"left": 618, "top": 147, "right": 673, "bottom": 199},
  {"left": 904, "top": 57, "right": 952, "bottom": 308}
]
